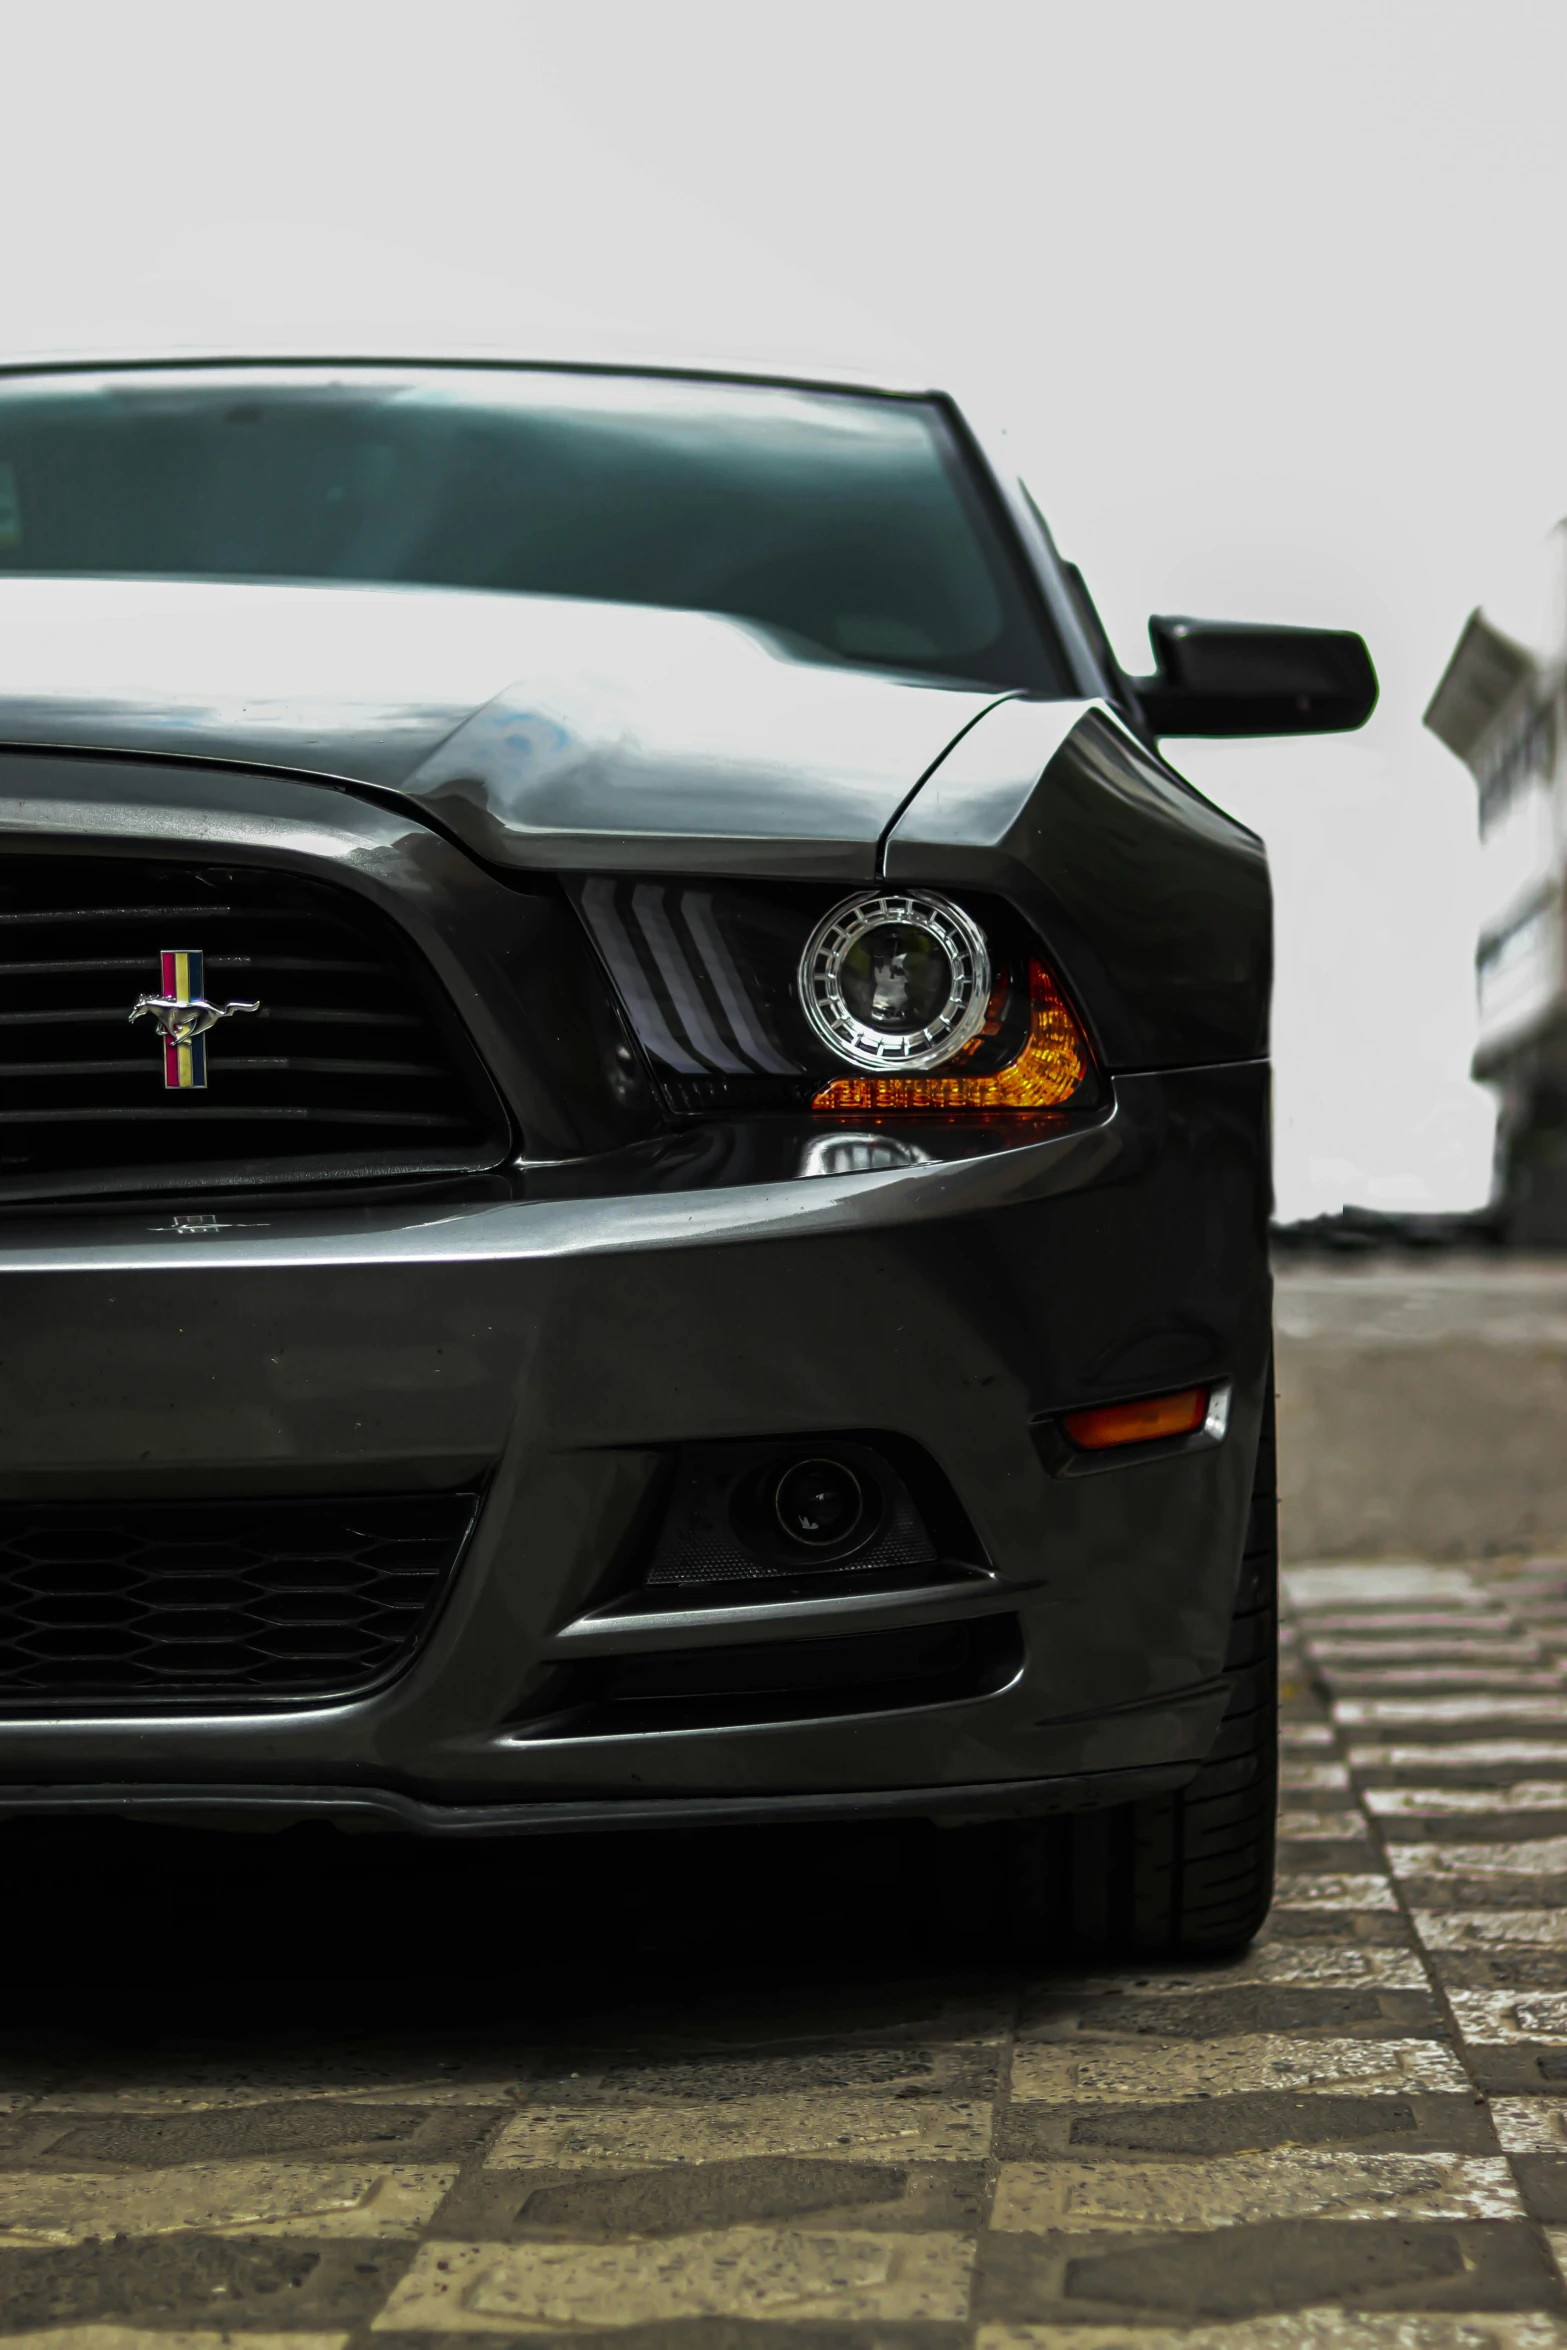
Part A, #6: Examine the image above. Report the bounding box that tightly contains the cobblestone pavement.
[8,1558,1567,2347]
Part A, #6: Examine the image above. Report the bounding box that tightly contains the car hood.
[0,578,1008,876]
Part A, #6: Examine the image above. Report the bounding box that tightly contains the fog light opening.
[1063,1384,1213,1452]
[772,1456,867,1550]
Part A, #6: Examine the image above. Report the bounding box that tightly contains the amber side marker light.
[812,960,1091,1113]
[1064,1386,1211,1452]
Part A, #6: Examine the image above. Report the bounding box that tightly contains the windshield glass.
[0,366,1063,691]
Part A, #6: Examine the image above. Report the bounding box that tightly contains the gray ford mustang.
[0,360,1374,1951]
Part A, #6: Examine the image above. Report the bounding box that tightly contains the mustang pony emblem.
[130,949,260,1090]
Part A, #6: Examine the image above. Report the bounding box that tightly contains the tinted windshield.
[0,367,1063,691]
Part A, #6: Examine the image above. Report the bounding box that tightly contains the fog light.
[773,1457,866,1548]
[1064,1385,1211,1451]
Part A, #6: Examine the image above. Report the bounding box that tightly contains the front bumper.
[0,1062,1271,1821]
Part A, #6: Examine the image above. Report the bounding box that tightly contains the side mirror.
[1134,616,1378,738]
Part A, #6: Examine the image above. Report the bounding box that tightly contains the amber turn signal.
[811,959,1091,1114]
[1064,1385,1210,1451]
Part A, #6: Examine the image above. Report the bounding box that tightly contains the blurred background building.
[1427,526,1567,1240]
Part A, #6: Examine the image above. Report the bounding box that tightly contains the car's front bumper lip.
[0,1756,1205,1837]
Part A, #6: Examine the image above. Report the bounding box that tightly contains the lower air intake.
[530,1616,1024,1737]
[0,1491,479,1708]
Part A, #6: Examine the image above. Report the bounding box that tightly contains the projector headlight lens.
[800,891,991,1073]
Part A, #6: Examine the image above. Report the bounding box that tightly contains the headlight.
[570,876,1098,1118]
[799,891,991,1074]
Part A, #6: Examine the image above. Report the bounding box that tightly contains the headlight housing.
[571,876,1098,1118]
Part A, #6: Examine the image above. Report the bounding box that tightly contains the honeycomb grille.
[0,1490,479,1708]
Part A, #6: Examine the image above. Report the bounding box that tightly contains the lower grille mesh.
[0,1491,479,1707]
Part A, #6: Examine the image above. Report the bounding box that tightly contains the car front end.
[0,358,1372,1943]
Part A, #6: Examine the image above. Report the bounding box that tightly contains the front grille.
[0,856,509,1201]
[0,1490,479,1707]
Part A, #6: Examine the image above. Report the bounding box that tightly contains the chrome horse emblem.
[130,949,260,1090]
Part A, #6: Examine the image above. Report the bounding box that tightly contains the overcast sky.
[6,0,1564,1216]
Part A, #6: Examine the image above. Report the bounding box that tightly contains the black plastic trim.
[0,1763,1201,1835]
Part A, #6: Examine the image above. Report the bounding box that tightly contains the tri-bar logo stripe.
[161,948,206,1090]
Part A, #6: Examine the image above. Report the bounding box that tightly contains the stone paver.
[9,1553,1567,2344]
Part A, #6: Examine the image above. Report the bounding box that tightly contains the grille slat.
[225,957,389,975]
[0,857,509,1200]
[4,958,196,977]
[0,956,385,979]
[0,1010,149,1026]
[0,1007,424,1029]
[0,1057,447,1080]
[263,1007,423,1027]
[0,1491,479,1706]
[0,1104,471,1127]
[0,905,237,927]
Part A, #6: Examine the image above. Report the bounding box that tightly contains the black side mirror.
[1134,616,1378,738]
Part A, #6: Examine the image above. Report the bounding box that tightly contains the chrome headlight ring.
[799,890,992,1074]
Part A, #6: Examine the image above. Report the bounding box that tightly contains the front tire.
[1014,1377,1278,1957]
